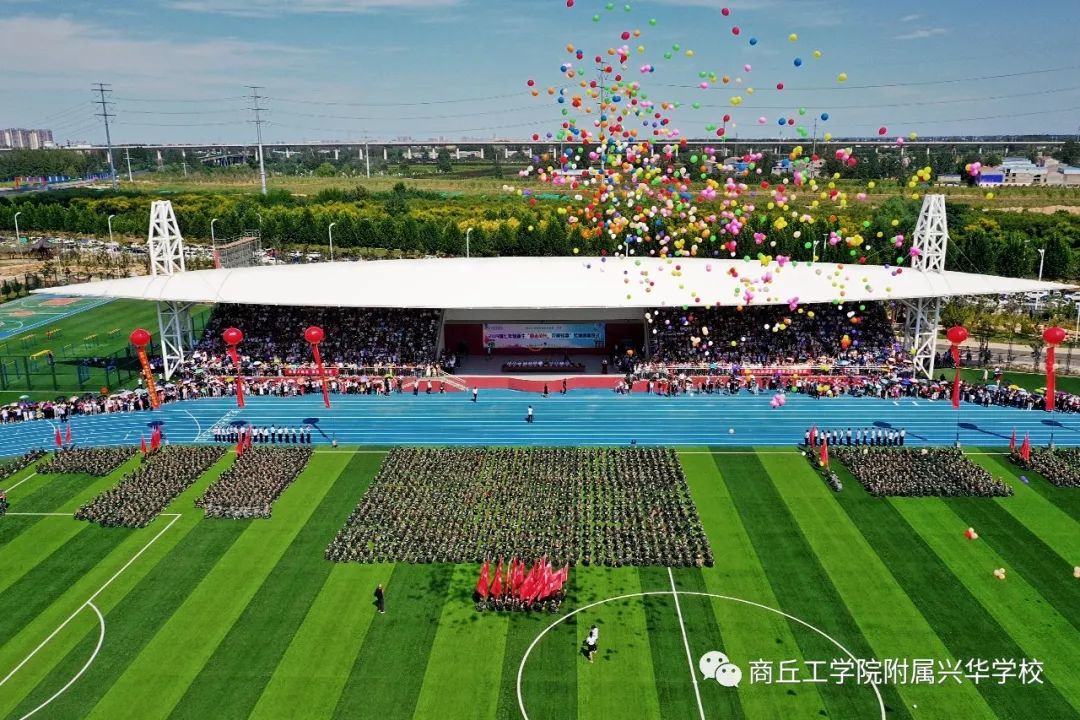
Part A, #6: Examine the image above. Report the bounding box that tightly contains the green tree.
[1059,140,1080,166]
[315,162,336,177]
[384,183,409,217]
[436,149,453,174]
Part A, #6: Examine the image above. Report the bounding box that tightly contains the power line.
[267,91,522,108]
[113,95,248,103]
[272,105,536,122]
[92,83,118,190]
[248,86,268,196]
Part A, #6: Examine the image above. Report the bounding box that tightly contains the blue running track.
[0,390,1076,454]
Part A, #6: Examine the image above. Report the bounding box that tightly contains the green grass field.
[1,447,1076,720]
[0,299,210,402]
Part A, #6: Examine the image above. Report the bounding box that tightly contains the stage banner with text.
[482,323,606,350]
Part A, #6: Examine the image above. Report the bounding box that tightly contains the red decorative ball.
[222,327,244,346]
[946,326,969,345]
[129,328,151,348]
[1043,326,1067,346]
[304,326,325,345]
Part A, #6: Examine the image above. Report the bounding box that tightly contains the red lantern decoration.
[946,326,969,346]
[222,327,245,409]
[1043,326,1067,412]
[129,328,160,409]
[305,325,331,409]
[947,325,968,410]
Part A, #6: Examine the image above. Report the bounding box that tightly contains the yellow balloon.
[837,72,848,82]
[789,33,798,42]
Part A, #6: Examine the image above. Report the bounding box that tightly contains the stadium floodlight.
[328,222,336,262]
[466,227,473,259]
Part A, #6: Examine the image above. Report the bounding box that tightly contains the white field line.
[4,472,38,494]
[15,602,105,720]
[668,568,706,720]
[0,513,181,689]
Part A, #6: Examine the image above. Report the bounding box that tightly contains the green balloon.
[804,241,812,249]
[593,13,600,21]
[649,18,657,25]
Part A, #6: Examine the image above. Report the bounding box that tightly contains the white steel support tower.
[901,194,949,379]
[147,200,194,380]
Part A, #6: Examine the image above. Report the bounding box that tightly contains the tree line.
[0,186,1076,279]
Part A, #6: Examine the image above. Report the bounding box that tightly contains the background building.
[0,128,54,149]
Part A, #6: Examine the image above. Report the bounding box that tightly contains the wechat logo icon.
[699,651,742,688]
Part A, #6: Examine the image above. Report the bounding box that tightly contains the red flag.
[140,435,148,455]
[1020,434,1031,463]
[1046,345,1057,412]
[151,426,161,451]
[65,423,72,446]
[1009,428,1017,452]
[246,426,253,450]
[809,425,817,447]
[511,558,525,595]
[819,434,829,468]
[476,561,490,600]
[226,345,245,409]
[950,345,962,410]
[491,559,504,598]
[236,427,245,457]
[54,427,62,448]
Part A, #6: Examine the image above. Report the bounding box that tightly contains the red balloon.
[1043,326,1067,346]
[305,326,325,345]
[946,326,969,345]
[878,126,888,135]
[129,328,151,348]
[223,327,244,346]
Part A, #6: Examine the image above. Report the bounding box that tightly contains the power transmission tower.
[92,83,118,189]
[247,86,268,195]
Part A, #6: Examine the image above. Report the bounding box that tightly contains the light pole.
[13,211,21,244]
[328,222,336,262]
[210,218,218,249]
[466,227,473,259]
[1035,248,1046,312]
[107,214,116,245]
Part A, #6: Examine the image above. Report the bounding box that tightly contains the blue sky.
[1,0,1079,144]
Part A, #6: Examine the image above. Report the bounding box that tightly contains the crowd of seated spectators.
[74,446,224,528]
[39,448,135,476]
[648,302,903,368]
[196,447,312,519]
[197,304,443,367]
[834,447,1013,497]
[326,447,712,568]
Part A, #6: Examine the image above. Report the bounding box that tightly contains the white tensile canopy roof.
[35,257,1072,309]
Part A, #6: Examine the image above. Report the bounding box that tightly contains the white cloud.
[0,14,314,91]
[900,13,921,22]
[167,0,460,16]
[895,27,947,40]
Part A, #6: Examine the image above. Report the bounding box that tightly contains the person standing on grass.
[374,584,385,614]
[585,624,599,663]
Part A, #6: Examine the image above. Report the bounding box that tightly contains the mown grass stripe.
[0,525,129,634]
[945,496,1079,632]
[1021,467,1080,523]
[494,568,578,720]
[714,451,910,720]
[679,450,828,719]
[888,496,1080,717]
[641,566,744,720]
[0,454,234,719]
[85,452,343,720]
[167,451,373,720]
[829,458,1079,719]
[967,453,1080,565]
[250,563,394,720]
[6,520,250,720]
[0,471,126,564]
[331,563,454,720]
[412,563,510,720]
[575,567,662,720]
[762,453,996,719]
